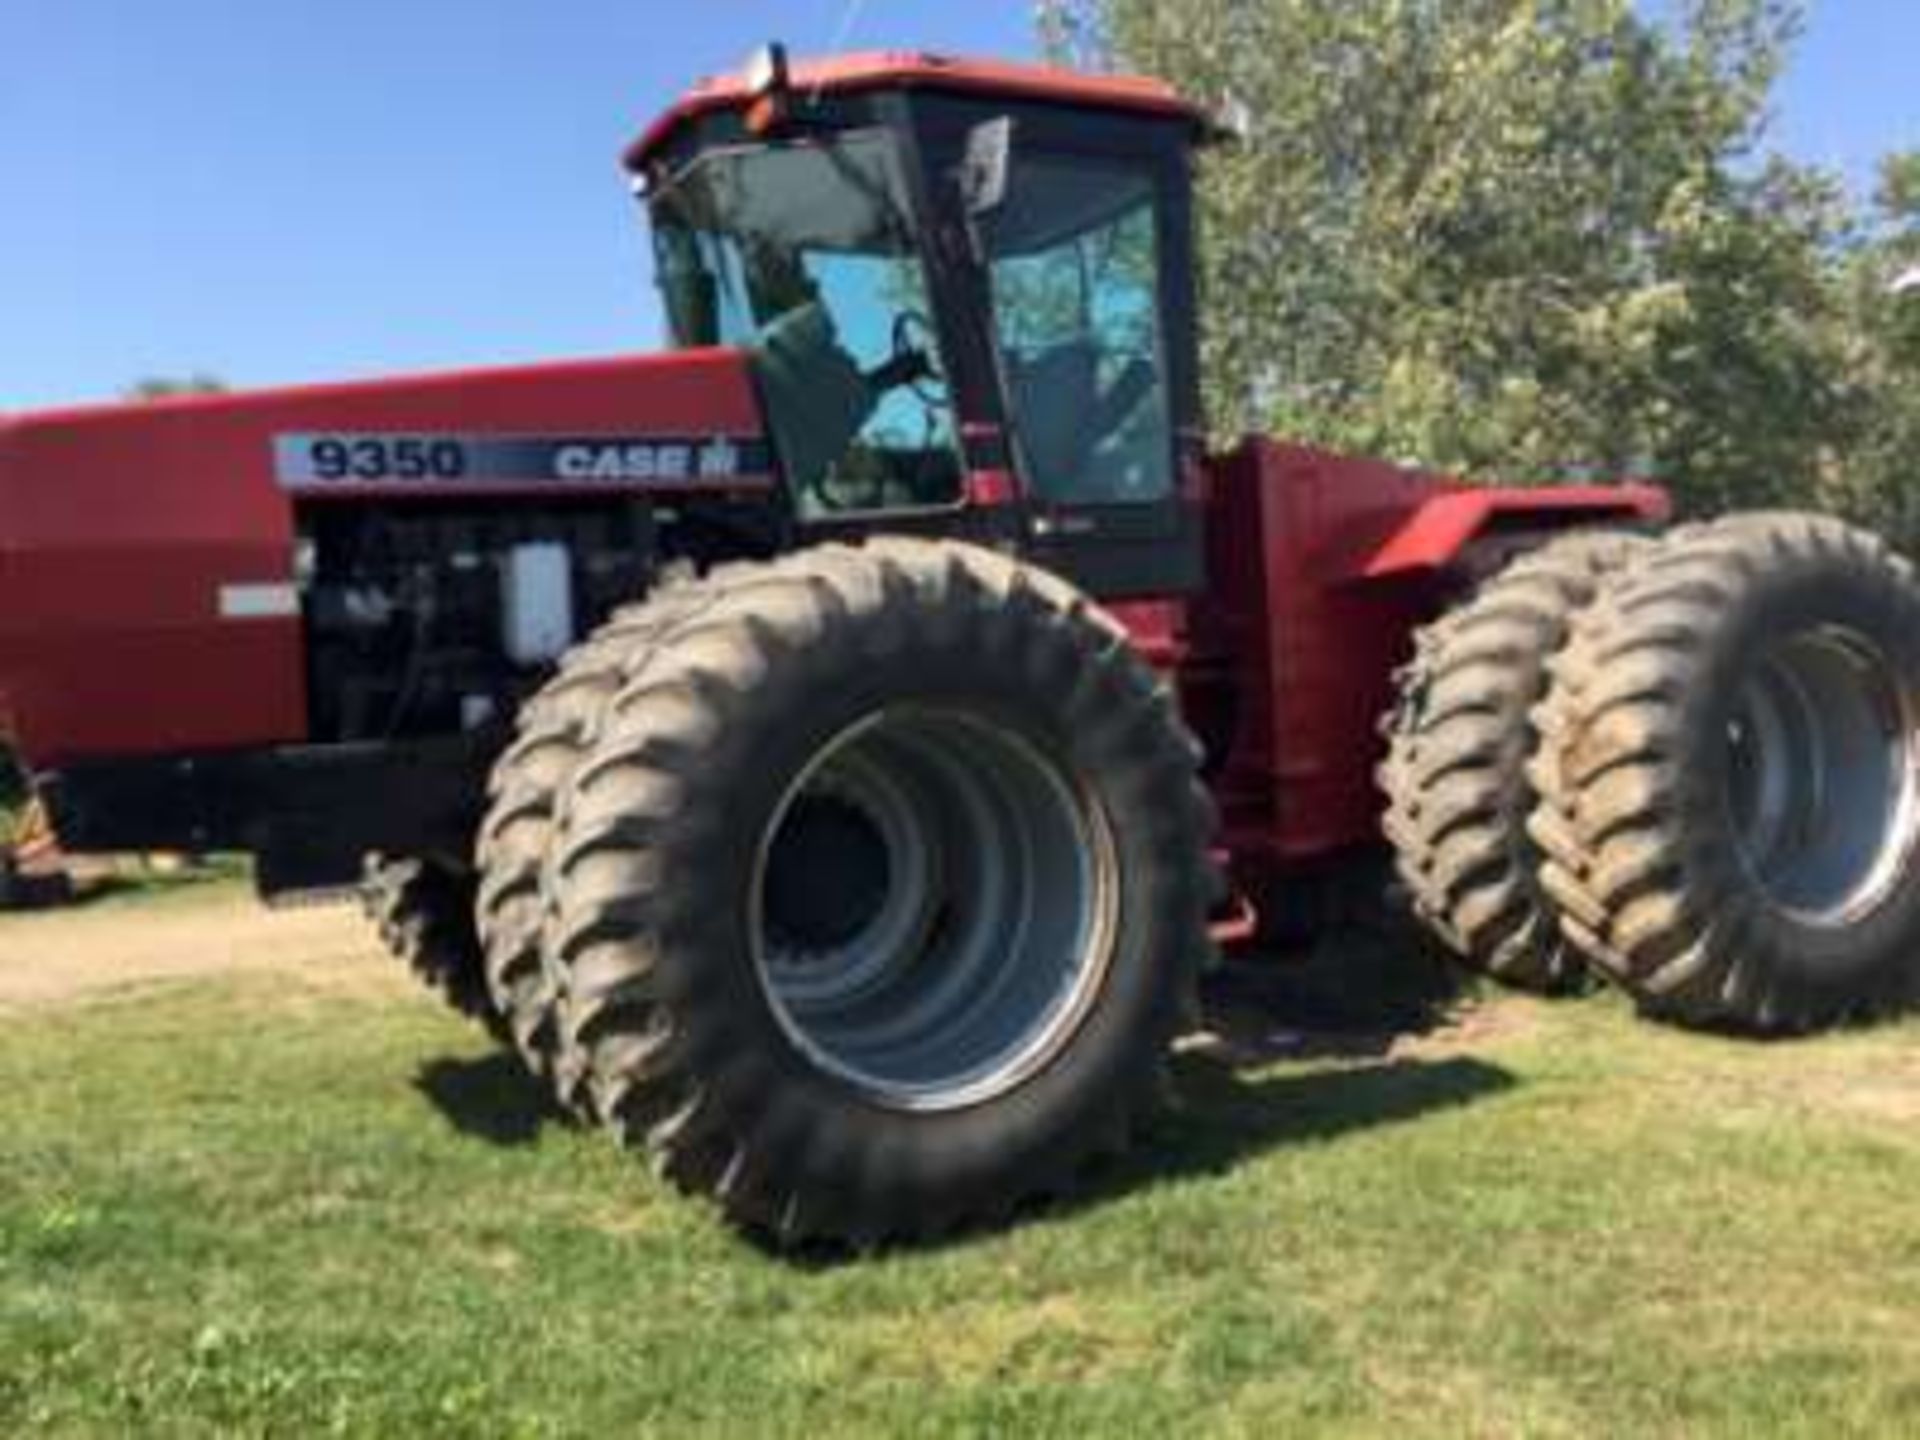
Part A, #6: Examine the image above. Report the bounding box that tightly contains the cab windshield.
[650,132,962,516]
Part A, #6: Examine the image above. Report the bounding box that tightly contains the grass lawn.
[48,856,255,910]
[2,905,1919,1437]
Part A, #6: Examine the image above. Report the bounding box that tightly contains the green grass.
[62,855,254,911]
[4,961,1920,1436]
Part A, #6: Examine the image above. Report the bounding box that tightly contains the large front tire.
[476,566,801,1108]
[1531,514,1920,1031]
[475,625,641,1103]
[550,540,1214,1245]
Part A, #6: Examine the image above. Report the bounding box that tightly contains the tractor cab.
[627,48,1214,596]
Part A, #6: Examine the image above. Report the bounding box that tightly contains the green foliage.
[122,375,226,401]
[1820,151,1920,548]
[1038,0,1914,537]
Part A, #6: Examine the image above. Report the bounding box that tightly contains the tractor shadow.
[407,922,1513,1260]
[762,1047,1517,1268]
[1041,937,1505,1235]
[1128,1045,1513,1184]
[404,1024,1512,1161]
[413,1050,570,1147]
[1038,979,1514,1233]
[762,947,1509,1265]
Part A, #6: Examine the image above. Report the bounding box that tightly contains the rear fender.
[1191,438,1672,877]
[1351,484,1671,583]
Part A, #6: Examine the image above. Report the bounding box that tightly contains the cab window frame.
[899,95,1204,522]
[645,123,973,521]
[982,152,1177,508]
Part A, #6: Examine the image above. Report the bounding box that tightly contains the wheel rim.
[1723,625,1920,925]
[751,706,1119,1112]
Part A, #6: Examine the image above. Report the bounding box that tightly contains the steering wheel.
[890,310,949,407]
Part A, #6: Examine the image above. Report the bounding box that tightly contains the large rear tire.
[549,539,1214,1245]
[1379,530,1650,991]
[361,855,506,1042]
[1530,513,1920,1031]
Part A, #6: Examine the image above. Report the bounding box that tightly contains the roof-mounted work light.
[744,42,792,135]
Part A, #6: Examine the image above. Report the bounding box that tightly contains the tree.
[1819,151,1920,549]
[122,374,226,401]
[1036,0,1858,517]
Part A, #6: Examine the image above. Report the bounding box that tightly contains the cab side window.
[987,158,1172,505]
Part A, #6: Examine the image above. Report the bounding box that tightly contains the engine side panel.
[0,350,762,768]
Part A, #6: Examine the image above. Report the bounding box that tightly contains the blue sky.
[2,1,1913,411]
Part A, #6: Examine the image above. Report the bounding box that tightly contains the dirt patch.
[1177,997,1541,1070]
[1392,997,1544,1057]
[1732,1050,1920,1126]
[1805,1075,1920,1123]
[0,890,401,1014]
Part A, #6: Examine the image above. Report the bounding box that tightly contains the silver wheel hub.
[752,707,1118,1112]
[1724,625,1920,925]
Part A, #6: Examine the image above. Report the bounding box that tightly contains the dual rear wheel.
[1383,513,1920,1032]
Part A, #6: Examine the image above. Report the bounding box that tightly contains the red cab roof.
[623,51,1208,172]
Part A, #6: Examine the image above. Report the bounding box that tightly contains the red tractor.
[4,50,1918,1244]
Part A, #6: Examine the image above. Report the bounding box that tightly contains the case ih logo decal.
[273,433,774,490]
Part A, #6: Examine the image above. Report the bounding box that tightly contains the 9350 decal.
[308,437,470,481]
[273,432,773,491]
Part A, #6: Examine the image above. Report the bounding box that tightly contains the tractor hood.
[0,349,767,768]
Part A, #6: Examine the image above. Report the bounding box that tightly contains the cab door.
[979,145,1205,598]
